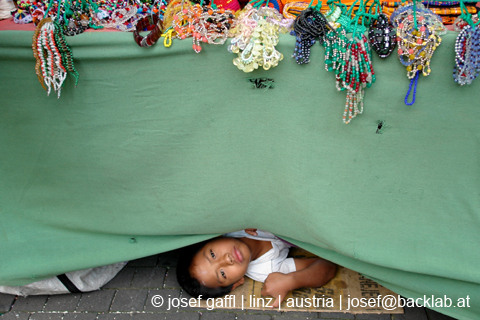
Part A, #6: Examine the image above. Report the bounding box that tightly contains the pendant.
[368,13,396,58]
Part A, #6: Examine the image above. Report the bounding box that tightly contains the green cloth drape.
[1,30,479,319]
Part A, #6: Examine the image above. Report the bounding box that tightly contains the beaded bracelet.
[133,15,163,47]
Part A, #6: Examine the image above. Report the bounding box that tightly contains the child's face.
[190,237,251,289]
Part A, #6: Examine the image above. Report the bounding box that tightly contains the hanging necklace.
[323,27,376,124]
[452,8,480,86]
[228,4,289,72]
[368,13,396,58]
[391,2,443,105]
[33,18,68,98]
[32,0,79,98]
[322,0,376,124]
[292,6,333,65]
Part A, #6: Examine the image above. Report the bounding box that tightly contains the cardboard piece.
[195,248,404,314]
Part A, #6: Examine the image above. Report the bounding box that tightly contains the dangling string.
[363,0,380,26]
[347,0,361,35]
[459,0,475,28]
[332,0,347,14]
[404,72,419,106]
[351,0,376,38]
[412,0,417,30]
[43,0,54,18]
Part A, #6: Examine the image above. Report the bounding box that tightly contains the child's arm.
[261,258,337,308]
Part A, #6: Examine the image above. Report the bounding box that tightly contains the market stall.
[1,1,480,318]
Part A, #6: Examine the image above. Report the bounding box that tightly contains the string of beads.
[292,7,333,64]
[453,23,480,85]
[228,4,289,72]
[323,27,375,124]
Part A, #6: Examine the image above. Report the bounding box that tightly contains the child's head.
[177,237,251,298]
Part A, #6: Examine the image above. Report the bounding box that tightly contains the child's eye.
[220,270,226,278]
[210,250,216,259]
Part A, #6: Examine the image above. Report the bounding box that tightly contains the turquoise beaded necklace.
[322,0,376,124]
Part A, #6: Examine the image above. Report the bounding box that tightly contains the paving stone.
[102,268,136,289]
[29,313,65,320]
[0,294,16,313]
[165,312,200,320]
[132,314,166,320]
[157,251,181,268]
[425,309,456,320]
[272,314,314,320]
[163,269,179,289]
[110,289,148,312]
[44,294,81,311]
[11,295,48,312]
[391,306,427,320]
[272,311,319,319]
[128,255,160,268]
[131,268,166,289]
[244,308,280,316]
[76,290,116,312]
[144,289,181,313]
[236,314,273,320]
[0,312,30,320]
[319,312,355,319]
[97,314,132,320]
[355,314,391,320]
[199,311,237,320]
[62,313,98,320]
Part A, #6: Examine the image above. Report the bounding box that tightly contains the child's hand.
[244,228,258,236]
[261,272,295,308]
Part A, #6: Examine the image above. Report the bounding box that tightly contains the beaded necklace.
[171,4,235,52]
[322,0,376,124]
[452,10,480,86]
[33,18,68,97]
[32,0,79,97]
[99,5,138,31]
[196,7,236,49]
[391,2,443,105]
[323,27,376,123]
[228,4,289,72]
[292,6,333,65]
[368,12,396,58]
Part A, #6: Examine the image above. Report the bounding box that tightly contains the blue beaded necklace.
[292,5,334,65]
[453,6,480,86]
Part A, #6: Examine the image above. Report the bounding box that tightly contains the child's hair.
[176,239,234,299]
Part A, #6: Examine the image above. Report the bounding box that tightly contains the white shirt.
[224,230,296,282]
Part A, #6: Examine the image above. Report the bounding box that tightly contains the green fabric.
[1,30,479,319]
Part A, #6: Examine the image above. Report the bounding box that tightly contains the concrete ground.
[0,249,458,320]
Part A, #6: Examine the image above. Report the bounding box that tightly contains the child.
[176,229,337,308]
